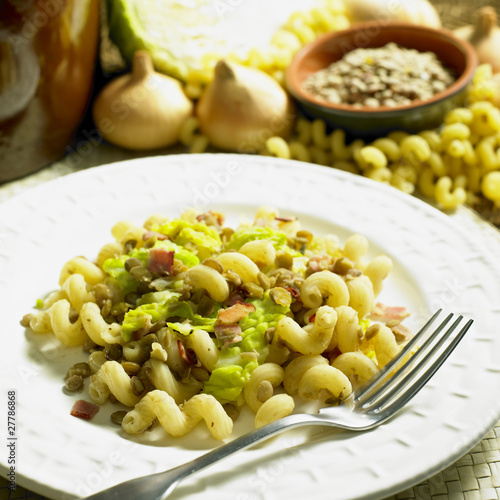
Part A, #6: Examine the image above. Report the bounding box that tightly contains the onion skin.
[344,0,441,28]
[196,60,296,153]
[454,7,500,74]
[92,50,193,150]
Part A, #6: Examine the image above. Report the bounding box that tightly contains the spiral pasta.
[88,361,142,407]
[122,390,233,439]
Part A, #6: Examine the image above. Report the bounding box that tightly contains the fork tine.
[356,312,460,407]
[354,309,445,403]
[377,317,473,414]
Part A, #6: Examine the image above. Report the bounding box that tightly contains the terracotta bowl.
[285,22,478,139]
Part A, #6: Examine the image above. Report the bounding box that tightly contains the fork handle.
[86,413,320,500]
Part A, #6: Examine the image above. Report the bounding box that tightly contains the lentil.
[65,374,84,392]
[242,282,264,299]
[202,258,224,274]
[65,362,92,379]
[269,287,292,307]
[93,283,113,306]
[124,257,142,272]
[121,361,141,375]
[130,376,145,396]
[302,43,455,108]
[197,295,215,317]
[257,380,274,403]
[275,251,293,270]
[104,343,123,361]
[223,269,242,288]
[124,240,137,253]
[257,271,271,290]
[110,410,128,425]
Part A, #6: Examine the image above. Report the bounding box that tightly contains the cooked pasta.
[122,390,233,439]
[22,206,413,441]
[254,394,295,428]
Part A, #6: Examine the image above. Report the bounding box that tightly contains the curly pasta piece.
[185,329,219,372]
[298,365,352,402]
[346,275,374,318]
[331,352,378,385]
[372,325,400,368]
[58,257,105,287]
[95,241,123,268]
[239,239,276,269]
[111,220,146,245]
[266,136,291,159]
[88,360,141,407]
[61,273,95,312]
[255,394,295,428]
[41,289,66,309]
[49,299,89,346]
[80,302,123,346]
[143,358,202,404]
[122,390,233,440]
[335,305,360,353]
[300,270,349,309]
[244,363,285,412]
[365,256,393,297]
[275,305,337,355]
[185,265,229,303]
[25,310,52,334]
[330,128,352,160]
[435,176,467,209]
[371,137,400,162]
[343,234,369,265]
[216,252,260,284]
[283,355,328,395]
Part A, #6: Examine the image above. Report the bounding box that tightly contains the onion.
[92,50,193,150]
[196,60,296,153]
[344,0,441,28]
[454,7,500,74]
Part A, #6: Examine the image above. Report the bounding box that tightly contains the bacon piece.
[274,216,296,222]
[225,292,247,307]
[146,248,174,275]
[214,323,243,348]
[284,286,300,300]
[70,400,100,420]
[306,255,333,275]
[391,323,413,343]
[217,302,256,325]
[177,340,198,365]
[368,303,410,323]
[142,230,169,241]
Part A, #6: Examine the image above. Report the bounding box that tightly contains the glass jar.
[0,0,99,183]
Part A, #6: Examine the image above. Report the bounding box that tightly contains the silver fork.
[85,310,472,500]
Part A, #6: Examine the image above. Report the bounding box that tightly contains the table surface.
[2,141,500,500]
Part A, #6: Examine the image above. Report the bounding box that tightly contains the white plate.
[1,154,500,500]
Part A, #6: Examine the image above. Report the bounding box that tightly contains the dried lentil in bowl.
[301,42,455,108]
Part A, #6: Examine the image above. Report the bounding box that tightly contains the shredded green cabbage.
[121,291,180,342]
[203,291,289,403]
[226,225,288,251]
[157,220,221,259]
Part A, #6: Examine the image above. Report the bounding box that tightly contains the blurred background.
[2,0,500,226]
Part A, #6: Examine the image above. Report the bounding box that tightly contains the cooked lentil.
[257,380,274,403]
[302,43,455,108]
[104,343,123,361]
[110,410,128,425]
[65,374,84,392]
